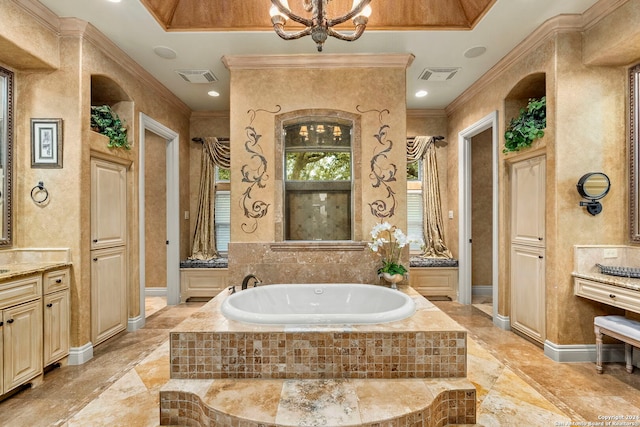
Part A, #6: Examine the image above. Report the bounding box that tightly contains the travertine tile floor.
[0,298,638,427]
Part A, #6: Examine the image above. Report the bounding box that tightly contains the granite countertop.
[410,256,458,267]
[0,262,71,281]
[180,258,228,268]
[572,271,640,292]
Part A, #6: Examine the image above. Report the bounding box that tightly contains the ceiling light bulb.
[208,90,220,97]
[107,0,122,3]
[352,0,372,17]
[415,90,428,98]
[270,0,290,18]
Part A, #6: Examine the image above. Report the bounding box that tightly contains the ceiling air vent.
[419,67,461,81]
[175,69,218,83]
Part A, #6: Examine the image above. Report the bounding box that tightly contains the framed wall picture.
[31,118,62,168]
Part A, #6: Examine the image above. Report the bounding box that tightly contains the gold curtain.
[189,137,230,260]
[407,136,453,258]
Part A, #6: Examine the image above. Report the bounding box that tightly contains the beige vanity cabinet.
[0,273,44,395]
[43,268,70,366]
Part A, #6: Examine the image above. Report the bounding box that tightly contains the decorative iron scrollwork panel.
[240,106,281,233]
[357,105,397,219]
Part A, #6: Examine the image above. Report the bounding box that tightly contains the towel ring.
[30,181,49,204]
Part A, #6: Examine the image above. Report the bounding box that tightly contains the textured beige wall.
[2,7,191,349]
[471,128,492,287]
[446,7,634,345]
[224,57,409,285]
[144,130,167,288]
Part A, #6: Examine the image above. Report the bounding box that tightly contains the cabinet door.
[91,246,127,345]
[510,245,545,344]
[91,158,127,250]
[510,157,545,247]
[3,300,43,393]
[44,290,70,366]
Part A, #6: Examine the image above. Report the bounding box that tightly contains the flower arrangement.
[368,222,423,276]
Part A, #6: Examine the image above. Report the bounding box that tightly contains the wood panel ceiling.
[140,0,497,32]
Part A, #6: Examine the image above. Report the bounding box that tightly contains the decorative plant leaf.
[90,105,130,150]
[503,96,546,153]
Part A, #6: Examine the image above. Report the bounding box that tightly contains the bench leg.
[625,343,634,374]
[595,326,604,374]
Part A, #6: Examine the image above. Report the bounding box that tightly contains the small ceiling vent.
[419,67,461,81]
[175,69,218,83]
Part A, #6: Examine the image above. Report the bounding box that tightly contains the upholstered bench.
[594,315,640,374]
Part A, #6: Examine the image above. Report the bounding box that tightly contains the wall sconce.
[577,172,610,215]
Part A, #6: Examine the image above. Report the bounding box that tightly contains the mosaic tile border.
[159,387,476,427]
[170,330,466,380]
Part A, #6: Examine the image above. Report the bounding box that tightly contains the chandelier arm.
[270,0,313,27]
[326,22,366,42]
[273,24,314,40]
[326,0,372,26]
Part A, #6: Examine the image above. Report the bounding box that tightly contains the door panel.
[91,159,127,250]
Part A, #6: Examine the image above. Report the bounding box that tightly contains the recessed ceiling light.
[107,0,122,3]
[464,46,487,59]
[153,46,177,60]
[208,90,220,97]
[415,90,428,98]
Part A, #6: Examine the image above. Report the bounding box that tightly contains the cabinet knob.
[538,237,543,241]
[93,257,98,262]
[93,239,98,243]
[6,319,14,324]
[0,321,3,327]
[46,303,53,308]
[609,294,616,299]
[55,279,62,283]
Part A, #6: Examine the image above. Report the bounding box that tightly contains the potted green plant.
[503,96,546,153]
[90,105,130,150]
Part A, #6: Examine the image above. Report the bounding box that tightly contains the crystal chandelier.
[269,0,373,52]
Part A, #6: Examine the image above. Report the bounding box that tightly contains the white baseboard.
[472,285,493,296]
[544,340,625,363]
[145,287,167,297]
[494,314,511,330]
[128,315,145,332]
[68,342,93,365]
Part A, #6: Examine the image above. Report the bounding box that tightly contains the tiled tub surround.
[161,285,476,426]
[169,286,467,380]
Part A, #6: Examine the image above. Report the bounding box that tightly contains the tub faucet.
[241,274,261,290]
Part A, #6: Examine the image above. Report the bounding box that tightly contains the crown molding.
[407,109,447,118]
[222,53,416,70]
[445,13,583,115]
[59,18,191,116]
[581,0,630,31]
[14,0,60,34]
[191,111,231,119]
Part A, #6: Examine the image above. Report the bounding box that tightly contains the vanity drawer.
[43,268,70,294]
[574,278,640,313]
[0,275,42,310]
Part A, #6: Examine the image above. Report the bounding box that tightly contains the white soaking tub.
[221,283,415,325]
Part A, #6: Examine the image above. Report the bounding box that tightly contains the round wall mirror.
[577,172,610,200]
[577,172,610,215]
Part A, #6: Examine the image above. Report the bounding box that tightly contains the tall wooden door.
[510,156,546,344]
[90,158,128,345]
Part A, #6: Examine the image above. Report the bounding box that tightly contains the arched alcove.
[504,72,546,124]
[91,75,131,106]
[90,74,134,148]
